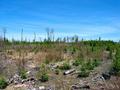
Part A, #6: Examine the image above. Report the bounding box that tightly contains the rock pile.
[8,74,22,84]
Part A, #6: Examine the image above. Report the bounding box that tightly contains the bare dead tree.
[39,37,42,42]
[33,32,36,42]
[46,27,55,42]
[0,29,4,51]
[75,35,79,43]
[25,37,27,42]
[51,28,54,42]
[67,36,69,43]
[1,27,7,51]
[63,37,66,43]
[99,37,101,41]
[21,28,23,42]
[46,27,50,41]
[3,27,7,42]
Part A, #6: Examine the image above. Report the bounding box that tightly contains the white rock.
[39,86,45,90]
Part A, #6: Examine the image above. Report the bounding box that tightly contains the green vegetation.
[59,62,71,70]
[19,68,27,79]
[83,59,100,71]
[78,59,101,77]
[85,60,94,70]
[92,59,100,67]
[0,77,8,89]
[1,28,120,90]
[45,59,50,64]
[36,64,49,82]
[40,73,49,82]
[73,58,82,66]
[0,33,119,89]
[112,48,120,75]
[78,66,90,77]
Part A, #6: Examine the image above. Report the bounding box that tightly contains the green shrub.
[0,77,8,89]
[40,73,49,82]
[113,58,120,75]
[59,63,71,70]
[78,67,90,77]
[92,59,100,67]
[73,59,82,66]
[19,69,27,79]
[85,60,94,70]
[78,70,90,77]
[45,59,50,64]
[83,59,100,71]
[106,46,110,51]
[36,64,49,82]
[112,49,120,75]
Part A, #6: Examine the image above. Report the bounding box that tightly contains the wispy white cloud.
[0,16,120,41]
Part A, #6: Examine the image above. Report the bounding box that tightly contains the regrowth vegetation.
[0,30,119,89]
[112,48,120,75]
[0,77,8,89]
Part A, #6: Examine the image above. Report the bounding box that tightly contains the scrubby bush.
[37,64,49,82]
[19,68,27,79]
[78,66,90,77]
[0,77,8,89]
[78,59,100,78]
[85,60,94,70]
[112,49,120,75]
[78,70,90,77]
[59,63,71,70]
[45,59,50,64]
[106,46,110,51]
[40,73,49,82]
[73,58,82,66]
[113,59,120,72]
[83,59,100,71]
[92,59,100,67]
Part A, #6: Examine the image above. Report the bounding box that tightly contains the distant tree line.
[0,27,119,46]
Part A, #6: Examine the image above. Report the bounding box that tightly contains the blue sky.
[0,0,120,41]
